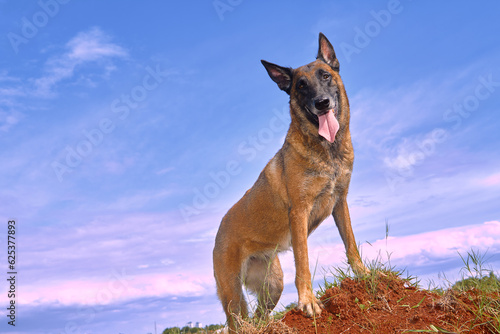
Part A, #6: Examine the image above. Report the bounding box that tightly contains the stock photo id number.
[6,220,17,327]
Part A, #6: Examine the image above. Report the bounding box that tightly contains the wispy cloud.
[32,27,128,98]
[381,128,448,177]
[0,87,25,97]
[0,71,25,133]
[0,109,22,132]
[103,190,173,211]
[65,28,127,62]
[350,58,498,156]
[0,70,20,83]
[0,28,128,134]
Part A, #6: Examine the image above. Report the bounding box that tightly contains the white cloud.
[382,128,449,177]
[66,27,127,62]
[33,27,128,97]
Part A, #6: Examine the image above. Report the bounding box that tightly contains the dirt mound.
[279,274,499,333]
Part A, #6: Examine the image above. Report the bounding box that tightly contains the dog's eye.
[323,73,330,80]
[298,80,307,90]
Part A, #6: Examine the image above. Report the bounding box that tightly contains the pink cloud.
[3,270,212,307]
[479,172,500,186]
[365,221,499,263]
[0,211,218,308]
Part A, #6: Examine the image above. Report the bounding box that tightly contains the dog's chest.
[308,179,336,231]
[304,163,347,233]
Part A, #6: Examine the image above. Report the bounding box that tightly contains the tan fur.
[213,34,368,332]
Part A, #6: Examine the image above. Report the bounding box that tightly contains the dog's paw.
[297,297,324,317]
[352,263,371,277]
[354,265,388,278]
[375,270,388,277]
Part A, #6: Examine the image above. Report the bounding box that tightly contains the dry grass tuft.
[232,314,298,334]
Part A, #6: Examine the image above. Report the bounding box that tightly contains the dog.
[213,33,368,332]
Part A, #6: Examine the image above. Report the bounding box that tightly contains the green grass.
[452,250,500,333]
[315,254,419,301]
[454,249,500,293]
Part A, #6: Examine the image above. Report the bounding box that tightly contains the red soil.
[277,274,499,334]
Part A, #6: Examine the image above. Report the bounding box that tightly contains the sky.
[0,1,499,333]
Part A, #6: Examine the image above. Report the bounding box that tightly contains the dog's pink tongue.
[318,110,339,143]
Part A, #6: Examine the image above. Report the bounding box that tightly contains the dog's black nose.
[315,98,330,111]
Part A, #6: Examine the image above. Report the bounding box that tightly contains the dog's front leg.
[289,209,323,317]
[333,196,369,276]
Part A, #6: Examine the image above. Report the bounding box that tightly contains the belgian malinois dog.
[213,33,368,331]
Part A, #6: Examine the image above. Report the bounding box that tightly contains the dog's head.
[262,33,348,143]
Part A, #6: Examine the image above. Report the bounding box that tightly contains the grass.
[413,249,500,334]
[229,314,299,334]
[223,249,499,334]
[451,250,500,333]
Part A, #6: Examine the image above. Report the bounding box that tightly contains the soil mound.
[278,274,499,333]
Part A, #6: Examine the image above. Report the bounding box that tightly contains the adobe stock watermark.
[385,73,499,191]
[213,0,243,21]
[7,0,72,54]
[51,64,169,182]
[179,105,289,222]
[339,0,409,63]
[45,268,133,334]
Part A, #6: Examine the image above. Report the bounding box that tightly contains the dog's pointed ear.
[317,32,340,72]
[261,60,292,95]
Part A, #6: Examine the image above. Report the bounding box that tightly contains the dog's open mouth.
[317,94,339,143]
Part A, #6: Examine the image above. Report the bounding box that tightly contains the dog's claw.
[297,298,323,317]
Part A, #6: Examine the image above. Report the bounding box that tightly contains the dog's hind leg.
[244,254,284,319]
[213,245,248,332]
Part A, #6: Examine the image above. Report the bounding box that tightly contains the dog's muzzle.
[314,92,339,118]
[316,93,339,143]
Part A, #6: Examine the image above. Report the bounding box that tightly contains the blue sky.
[0,1,499,333]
